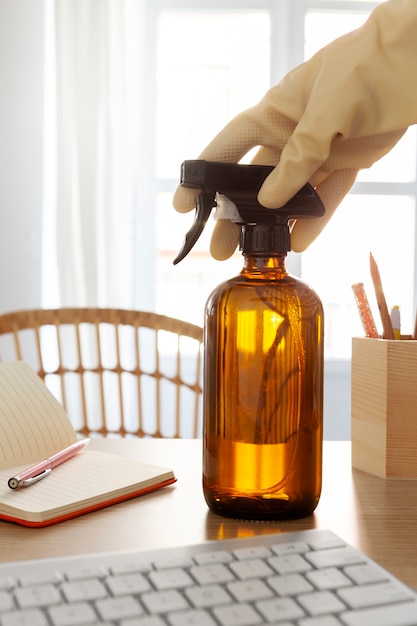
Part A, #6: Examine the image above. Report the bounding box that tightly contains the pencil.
[369,252,394,340]
[351,283,379,338]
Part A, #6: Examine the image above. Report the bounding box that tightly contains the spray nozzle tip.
[173,191,215,264]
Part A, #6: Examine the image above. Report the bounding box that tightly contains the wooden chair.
[0,308,203,438]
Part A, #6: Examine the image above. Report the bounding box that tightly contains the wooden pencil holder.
[351,336,417,479]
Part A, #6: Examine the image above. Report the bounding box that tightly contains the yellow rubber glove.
[173,0,416,257]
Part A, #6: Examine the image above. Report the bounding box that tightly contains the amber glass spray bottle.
[174,160,325,520]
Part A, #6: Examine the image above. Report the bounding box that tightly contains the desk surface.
[1,439,417,591]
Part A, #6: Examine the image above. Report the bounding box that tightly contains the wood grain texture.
[1,438,417,592]
[352,337,417,478]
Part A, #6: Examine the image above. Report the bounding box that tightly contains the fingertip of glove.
[290,237,309,254]
[290,218,324,252]
[173,186,199,213]
[257,170,298,210]
[210,249,236,261]
[210,221,240,260]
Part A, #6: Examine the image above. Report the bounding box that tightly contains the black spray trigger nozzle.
[173,160,326,263]
[173,191,215,265]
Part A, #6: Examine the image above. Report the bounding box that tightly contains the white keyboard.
[1,528,416,626]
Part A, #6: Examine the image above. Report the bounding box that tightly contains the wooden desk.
[1,439,417,592]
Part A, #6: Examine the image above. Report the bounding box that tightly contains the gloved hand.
[173,0,416,257]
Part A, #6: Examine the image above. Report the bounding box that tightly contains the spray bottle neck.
[240,223,288,277]
[242,252,288,278]
[240,223,291,256]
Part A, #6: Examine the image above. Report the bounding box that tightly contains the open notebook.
[0,362,176,527]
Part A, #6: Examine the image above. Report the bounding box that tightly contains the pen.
[8,439,90,490]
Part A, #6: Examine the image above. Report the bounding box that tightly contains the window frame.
[138,0,417,439]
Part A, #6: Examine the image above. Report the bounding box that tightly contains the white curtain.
[44,0,148,308]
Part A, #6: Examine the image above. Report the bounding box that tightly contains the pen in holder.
[351,336,417,479]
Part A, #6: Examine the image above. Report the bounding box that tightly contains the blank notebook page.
[0,361,78,469]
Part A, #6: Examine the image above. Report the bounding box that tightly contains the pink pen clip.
[7,439,90,490]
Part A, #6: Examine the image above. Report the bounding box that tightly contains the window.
[142,0,416,439]
[155,8,271,327]
[153,0,417,360]
[301,7,417,357]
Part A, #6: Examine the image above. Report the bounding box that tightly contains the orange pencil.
[369,252,394,340]
[351,283,379,338]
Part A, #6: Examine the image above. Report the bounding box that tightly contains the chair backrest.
[0,308,203,438]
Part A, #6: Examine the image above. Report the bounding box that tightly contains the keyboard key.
[194,551,233,566]
[153,557,194,570]
[343,563,389,585]
[96,595,143,621]
[340,600,417,626]
[15,584,61,609]
[233,546,272,560]
[64,565,108,580]
[338,581,415,610]
[272,541,310,556]
[190,564,235,585]
[168,608,218,625]
[0,577,15,591]
[230,558,274,580]
[110,560,152,575]
[0,591,14,612]
[306,567,352,590]
[141,589,189,614]
[19,572,63,587]
[61,578,107,602]
[308,537,347,551]
[48,601,97,625]
[185,584,232,608]
[1,608,49,626]
[149,568,194,590]
[213,602,261,626]
[106,572,151,596]
[267,573,314,596]
[297,590,346,615]
[256,596,305,621]
[305,547,364,570]
[227,579,273,602]
[268,553,312,575]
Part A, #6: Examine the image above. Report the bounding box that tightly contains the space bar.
[341,600,417,626]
